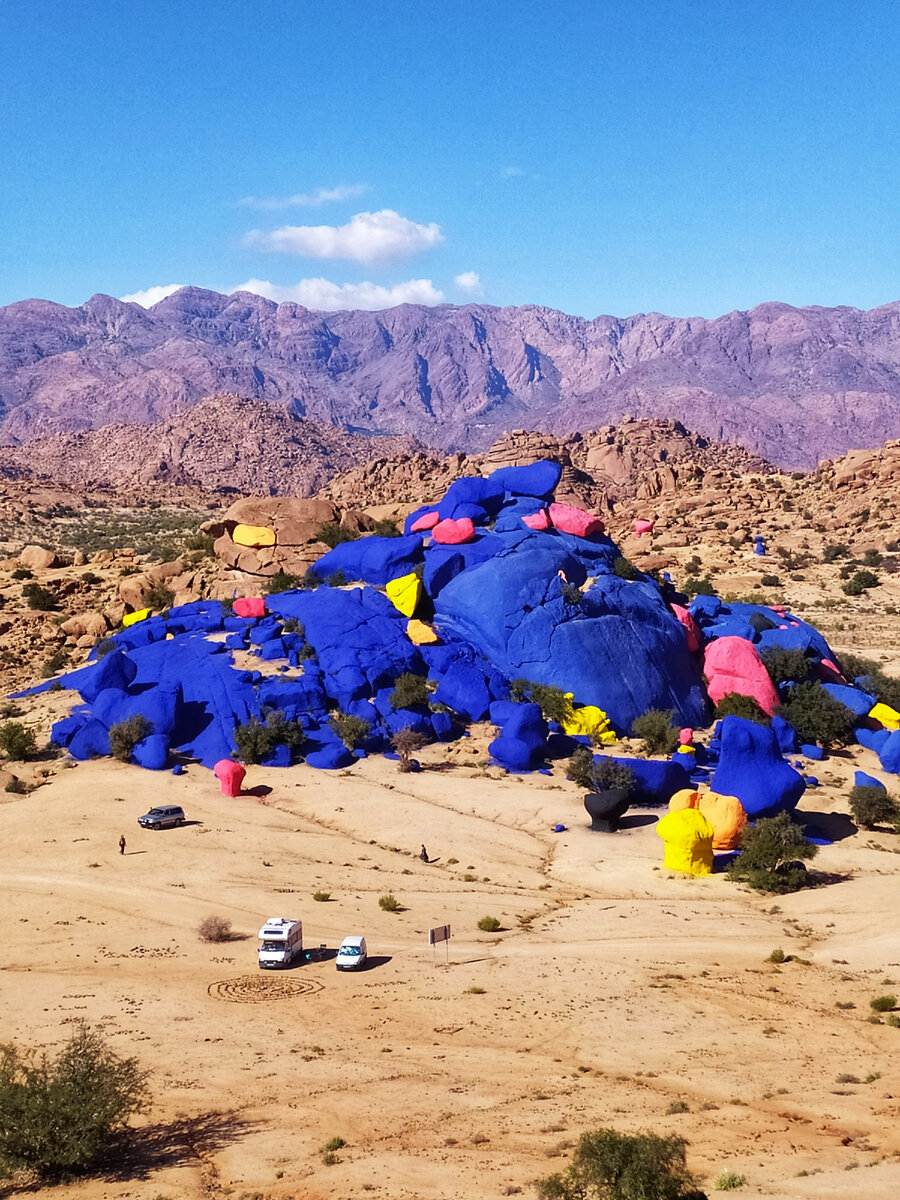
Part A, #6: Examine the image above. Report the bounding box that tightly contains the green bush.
[11,567,33,580]
[391,726,427,772]
[631,709,680,755]
[528,682,570,725]
[41,649,69,678]
[315,522,360,548]
[371,518,401,538]
[848,785,899,830]
[93,638,119,659]
[613,556,641,581]
[477,916,502,932]
[589,757,637,795]
[378,894,401,912]
[759,574,781,588]
[838,654,900,710]
[0,1024,149,1178]
[713,693,771,726]
[759,648,810,688]
[567,745,596,789]
[232,710,304,763]
[775,681,856,748]
[682,575,717,598]
[0,723,38,762]
[870,995,897,1012]
[22,582,59,611]
[537,1128,706,1200]
[390,672,430,710]
[842,570,879,595]
[823,542,849,562]
[108,714,153,762]
[328,711,370,751]
[861,548,882,567]
[264,570,307,594]
[143,583,174,611]
[726,812,819,893]
[80,572,103,586]
[182,531,215,555]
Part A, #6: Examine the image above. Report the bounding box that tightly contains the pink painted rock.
[671,604,702,653]
[410,510,440,532]
[214,759,246,797]
[432,517,476,544]
[632,518,655,537]
[548,501,604,538]
[703,636,780,716]
[818,657,845,683]
[233,597,266,618]
[522,509,551,531]
[679,727,694,746]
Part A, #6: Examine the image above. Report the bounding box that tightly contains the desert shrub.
[80,572,103,586]
[682,575,717,598]
[312,891,331,902]
[537,1127,706,1200]
[328,712,370,750]
[509,678,530,703]
[233,718,275,764]
[93,638,119,659]
[714,520,728,530]
[822,542,849,562]
[41,649,69,678]
[264,570,306,594]
[323,1135,346,1152]
[281,618,304,635]
[22,582,58,611]
[0,1024,149,1178]
[108,714,153,762]
[143,583,174,611]
[870,995,897,1012]
[477,916,502,932]
[263,710,306,753]
[759,574,781,588]
[528,682,570,725]
[842,570,879,596]
[5,778,28,794]
[567,745,596,789]
[684,556,702,575]
[0,723,38,762]
[590,757,636,794]
[326,570,348,587]
[726,812,819,893]
[315,522,360,548]
[861,548,882,567]
[775,681,855,747]
[378,893,401,912]
[391,726,427,771]
[848,785,899,830]
[613,556,641,581]
[390,672,430,710]
[371,518,401,538]
[836,654,900,711]
[713,693,771,726]
[182,531,215,555]
[197,914,233,943]
[714,1172,747,1190]
[562,581,583,604]
[759,647,810,688]
[631,709,679,755]
[11,567,33,580]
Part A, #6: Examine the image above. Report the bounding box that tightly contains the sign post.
[428,923,451,966]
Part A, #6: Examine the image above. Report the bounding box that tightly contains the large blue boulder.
[878,729,900,774]
[610,756,692,804]
[822,683,875,719]
[431,662,492,722]
[70,650,138,703]
[488,460,562,498]
[133,734,170,770]
[310,534,424,585]
[68,719,112,761]
[437,476,505,518]
[710,716,806,817]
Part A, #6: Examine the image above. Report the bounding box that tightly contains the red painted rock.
[671,603,702,653]
[548,501,604,538]
[703,636,780,716]
[522,509,551,531]
[233,597,266,618]
[632,518,654,536]
[432,517,476,544]
[214,759,246,797]
[410,510,440,532]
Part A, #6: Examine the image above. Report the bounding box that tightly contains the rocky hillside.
[4,288,900,467]
[0,393,424,495]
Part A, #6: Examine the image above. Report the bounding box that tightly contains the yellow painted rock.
[407,618,440,645]
[668,788,701,812]
[122,607,150,627]
[386,571,422,617]
[232,523,276,548]
[869,701,900,730]
[560,694,616,743]
[697,791,747,851]
[656,808,714,876]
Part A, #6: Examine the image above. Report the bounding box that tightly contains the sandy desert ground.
[2,683,900,1200]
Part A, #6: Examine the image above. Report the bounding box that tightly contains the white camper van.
[257,918,303,969]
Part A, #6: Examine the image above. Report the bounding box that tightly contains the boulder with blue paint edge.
[610,756,692,804]
[490,736,537,771]
[133,734,170,770]
[404,504,436,534]
[68,718,112,761]
[855,770,885,790]
[51,713,89,748]
[306,743,355,770]
[801,743,824,760]
[260,743,293,768]
[710,715,806,817]
[879,729,900,774]
[386,708,432,736]
[437,476,505,518]
[431,661,492,722]
[822,682,876,719]
[488,460,562,498]
[430,711,454,740]
[70,649,138,703]
[856,726,890,754]
[309,534,424,585]
[771,715,798,754]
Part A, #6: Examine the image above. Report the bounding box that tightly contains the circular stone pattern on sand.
[208,974,323,1003]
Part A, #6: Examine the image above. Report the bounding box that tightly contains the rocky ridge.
[5,288,900,467]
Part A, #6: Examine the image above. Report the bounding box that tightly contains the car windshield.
[261,941,284,952]
[340,945,361,956]
[147,809,165,817]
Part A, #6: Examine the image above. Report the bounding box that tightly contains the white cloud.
[243,209,444,265]
[233,277,445,312]
[502,166,523,177]
[119,283,184,307]
[238,184,368,210]
[454,271,483,295]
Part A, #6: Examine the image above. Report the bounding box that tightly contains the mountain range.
[3,287,900,468]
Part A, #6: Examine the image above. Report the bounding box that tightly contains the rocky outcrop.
[4,289,900,467]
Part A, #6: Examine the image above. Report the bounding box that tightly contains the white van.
[257,918,303,969]
[335,935,367,970]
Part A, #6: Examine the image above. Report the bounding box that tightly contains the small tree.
[713,693,771,726]
[759,647,810,688]
[631,709,680,755]
[528,682,570,725]
[848,785,899,830]
[22,582,59,612]
[264,570,306,594]
[389,672,430,710]
[775,681,855,748]
[0,722,37,762]
[197,915,233,943]
[613,556,641,581]
[567,745,596,789]
[0,1024,149,1178]
[329,712,371,750]
[371,518,401,538]
[590,757,636,795]
[391,726,427,772]
[537,1127,706,1200]
[315,522,360,548]
[726,812,819,893]
[233,717,275,764]
[108,715,153,763]
[143,583,174,612]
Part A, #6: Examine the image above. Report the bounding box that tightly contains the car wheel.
[177,818,184,827]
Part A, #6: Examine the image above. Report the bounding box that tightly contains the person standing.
[119,834,126,856]
[420,844,429,863]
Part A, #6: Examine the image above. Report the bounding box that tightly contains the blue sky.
[2,0,899,318]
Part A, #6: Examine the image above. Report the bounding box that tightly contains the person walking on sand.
[119,834,126,856]
[420,844,429,863]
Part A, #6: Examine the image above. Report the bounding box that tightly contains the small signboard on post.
[428,924,451,965]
